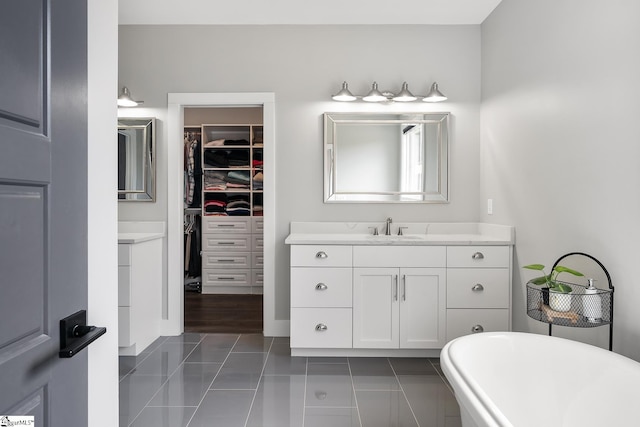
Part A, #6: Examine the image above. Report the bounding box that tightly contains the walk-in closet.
[183,107,263,333]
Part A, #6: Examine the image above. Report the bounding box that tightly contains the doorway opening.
[183,106,264,333]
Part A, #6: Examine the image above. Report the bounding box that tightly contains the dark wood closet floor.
[184,293,263,333]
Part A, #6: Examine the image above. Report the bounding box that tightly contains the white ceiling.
[119,0,502,25]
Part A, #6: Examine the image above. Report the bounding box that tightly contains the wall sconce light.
[117,86,144,107]
[332,81,447,103]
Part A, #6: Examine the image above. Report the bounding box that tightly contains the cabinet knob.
[315,251,328,259]
[315,323,328,331]
[315,283,328,291]
[472,252,484,260]
[472,284,484,292]
[471,325,484,333]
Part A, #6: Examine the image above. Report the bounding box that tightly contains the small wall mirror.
[324,112,449,203]
[118,117,155,201]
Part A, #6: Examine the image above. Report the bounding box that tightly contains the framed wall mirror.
[324,112,449,203]
[118,117,155,201]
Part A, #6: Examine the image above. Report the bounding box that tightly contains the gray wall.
[118,25,482,321]
[481,1,640,358]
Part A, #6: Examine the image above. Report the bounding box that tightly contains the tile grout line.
[347,357,364,427]
[388,359,421,427]
[184,334,241,427]
[301,356,309,427]
[242,336,275,427]
[128,335,207,427]
[119,336,170,383]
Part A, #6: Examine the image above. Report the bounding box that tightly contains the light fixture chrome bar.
[331,81,447,103]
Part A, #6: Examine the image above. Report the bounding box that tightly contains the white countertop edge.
[118,232,165,244]
[285,222,515,245]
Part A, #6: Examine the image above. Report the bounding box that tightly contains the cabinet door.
[353,268,399,348]
[399,268,446,349]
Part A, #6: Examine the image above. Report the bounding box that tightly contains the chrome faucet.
[384,217,393,235]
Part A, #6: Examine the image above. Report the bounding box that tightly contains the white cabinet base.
[291,348,442,358]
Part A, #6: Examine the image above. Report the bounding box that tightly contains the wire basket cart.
[526,252,614,350]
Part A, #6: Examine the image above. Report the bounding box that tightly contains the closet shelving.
[184,123,264,295]
[201,124,263,217]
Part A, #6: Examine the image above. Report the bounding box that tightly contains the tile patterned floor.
[119,333,461,427]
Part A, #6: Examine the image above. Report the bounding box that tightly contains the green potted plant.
[523,263,584,312]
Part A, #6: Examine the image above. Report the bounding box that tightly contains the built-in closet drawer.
[447,246,510,268]
[252,218,264,233]
[202,217,251,234]
[203,252,251,269]
[252,235,263,252]
[446,309,510,342]
[252,253,263,268]
[291,267,352,308]
[447,268,510,309]
[202,268,251,287]
[252,270,263,287]
[290,308,352,348]
[290,245,352,267]
[202,234,252,252]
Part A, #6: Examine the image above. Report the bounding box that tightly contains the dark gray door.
[0,0,89,425]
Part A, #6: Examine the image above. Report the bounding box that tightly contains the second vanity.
[285,222,515,357]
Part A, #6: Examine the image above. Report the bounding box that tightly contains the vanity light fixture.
[331,81,447,103]
[117,86,144,107]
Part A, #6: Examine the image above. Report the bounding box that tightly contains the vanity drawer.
[203,233,252,252]
[447,268,510,308]
[353,246,446,268]
[291,267,352,308]
[202,217,251,234]
[291,308,352,348]
[203,252,251,269]
[446,309,510,342]
[446,246,510,268]
[202,268,251,287]
[290,245,352,267]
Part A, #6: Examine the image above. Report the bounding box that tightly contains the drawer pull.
[217,224,236,228]
[315,251,328,259]
[217,277,235,280]
[315,323,328,331]
[218,242,236,245]
[472,284,484,292]
[315,283,328,291]
[472,252,484,260]
[218,259,235,263]
[471,325,484,333]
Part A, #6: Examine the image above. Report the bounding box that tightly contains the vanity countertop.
[118,221,166,244]
[285,222,515,246]
[118,232,165,244]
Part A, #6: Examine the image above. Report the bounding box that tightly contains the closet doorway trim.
[167,92,283,336]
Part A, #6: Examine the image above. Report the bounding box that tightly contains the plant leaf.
[554,283,573,293]
[554,265,584,277]
[529,276,549,285]
[523,264,545,271]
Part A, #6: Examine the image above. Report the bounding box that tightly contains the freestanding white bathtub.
[441,332,640,427]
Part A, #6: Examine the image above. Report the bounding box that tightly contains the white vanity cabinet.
[285,222,514,357]
[446,246,511,341]
[118,232,163,356]
[352,246,446,349]
[353,267,446,349]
